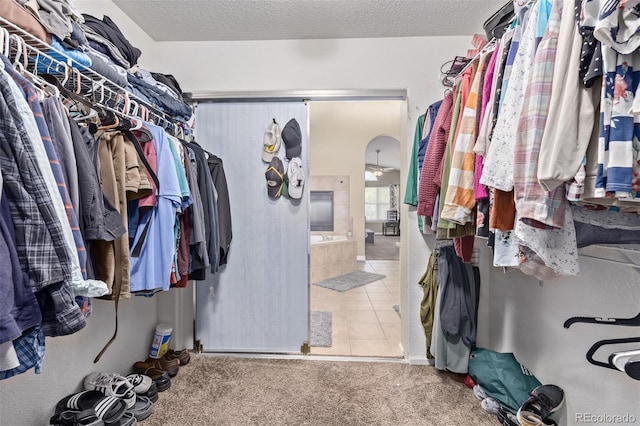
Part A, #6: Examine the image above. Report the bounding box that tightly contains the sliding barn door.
[194,102,309,353]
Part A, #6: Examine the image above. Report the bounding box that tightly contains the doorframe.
[162,90,410,359]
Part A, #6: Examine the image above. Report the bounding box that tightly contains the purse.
[483,1,515,40]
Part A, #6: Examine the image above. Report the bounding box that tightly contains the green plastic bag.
[468,348,542,413]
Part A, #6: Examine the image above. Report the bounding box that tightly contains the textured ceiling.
[112,0,506,42]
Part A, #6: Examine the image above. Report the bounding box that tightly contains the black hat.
[281,118,302,160]
[265,156,285,199]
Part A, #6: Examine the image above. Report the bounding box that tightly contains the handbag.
[483,1,515,40]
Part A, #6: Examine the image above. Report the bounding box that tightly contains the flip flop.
[50,409,104,426]
[114,412,136,426]
[55,391,126,426]
[126,395,154,422]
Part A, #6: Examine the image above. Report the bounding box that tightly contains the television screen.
[310,191,334,231]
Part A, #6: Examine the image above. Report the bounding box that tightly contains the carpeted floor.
[144,355,497,426]
[365,235,400,260]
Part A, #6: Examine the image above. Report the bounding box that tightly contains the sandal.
[54,391,126,426]
[126,395,154,422]
[114,412,136,426]
[84,372,136,409]
[50,409,104,426]
[163,348,190,366]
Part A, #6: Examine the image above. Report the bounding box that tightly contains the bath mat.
[310,311,332,347]
[313,271,386,292]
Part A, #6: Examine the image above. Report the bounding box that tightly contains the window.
[365,187,390,221]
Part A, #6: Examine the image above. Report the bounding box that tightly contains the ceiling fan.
[367,149,395,177]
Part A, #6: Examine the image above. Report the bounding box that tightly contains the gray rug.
[313,270,386,292]
[310,311,332,347]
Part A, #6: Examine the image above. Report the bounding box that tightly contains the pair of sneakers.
[516,384,564,426]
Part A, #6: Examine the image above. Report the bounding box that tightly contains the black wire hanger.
[564,312,640,329]
[586,337,640,370]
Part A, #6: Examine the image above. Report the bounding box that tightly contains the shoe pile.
[516,384,564,426]
[473,385,501,415]
[49,348,191,425]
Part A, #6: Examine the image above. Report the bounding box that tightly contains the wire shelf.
[0,15,183,133]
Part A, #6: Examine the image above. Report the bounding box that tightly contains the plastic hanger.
[564,312,640,329]
[586,337,640,370]
[625,359,640,380]
[609,349,640,371]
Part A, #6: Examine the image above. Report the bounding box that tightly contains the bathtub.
[310,234,357,282]
[310,234,349,244]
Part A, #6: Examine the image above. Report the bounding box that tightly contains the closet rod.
[0,15,182,133]
[453,38,498,83]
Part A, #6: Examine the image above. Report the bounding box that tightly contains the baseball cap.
[286,157,304,199]
[262,119,282,162]
[265,156,284,199]
[281,118,302,160]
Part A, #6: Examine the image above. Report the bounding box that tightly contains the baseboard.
[408,355,434,366]
[357,255,366,262]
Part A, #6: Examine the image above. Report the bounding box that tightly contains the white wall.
[487,258,640,425]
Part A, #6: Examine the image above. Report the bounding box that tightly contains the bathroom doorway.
[308,100,404,358]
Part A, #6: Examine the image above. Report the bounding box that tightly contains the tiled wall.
[310,240,358,282]
[309,175,351,236]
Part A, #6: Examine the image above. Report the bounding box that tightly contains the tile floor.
[310,259,402,358]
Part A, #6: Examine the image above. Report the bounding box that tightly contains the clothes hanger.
[609,349,640,372]
[564,312,640,329]
[625,358,640,380]
[42,73,105,115]
[586,337,640,370]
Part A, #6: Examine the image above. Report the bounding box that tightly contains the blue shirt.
[129,123,182,292]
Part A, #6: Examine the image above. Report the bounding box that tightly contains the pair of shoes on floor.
[50,390,133,425]
[134,356,180,378]
[125,374,159,403]
[82,372,154,422]
[516,384,564,426]
[163,348,190,366]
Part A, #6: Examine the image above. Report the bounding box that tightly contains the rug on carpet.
[310,311,332,347]
[313,270,386,292]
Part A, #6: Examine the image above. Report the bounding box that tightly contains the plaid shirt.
[0,71,69,291]
[0,325,45,379]
[514,0,566,229]
[4,63,88,278]
[0,70,86,336]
